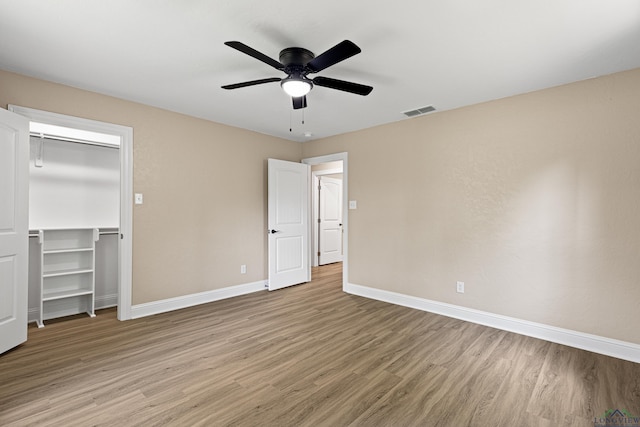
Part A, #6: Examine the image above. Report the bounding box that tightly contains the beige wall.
[302,68,640,344]
[4,66,640,345]
[0,69,302,304]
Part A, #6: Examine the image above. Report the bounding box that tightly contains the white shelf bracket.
[34,136,44,167]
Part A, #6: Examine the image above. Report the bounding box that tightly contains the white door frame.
[311,166,343,267]
[302,153,348,290]
[8,105,133,321]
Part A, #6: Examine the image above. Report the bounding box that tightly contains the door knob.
[269,229,281,234]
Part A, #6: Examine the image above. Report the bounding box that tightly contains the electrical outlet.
[240,264,247,274]
[456,281,465,293]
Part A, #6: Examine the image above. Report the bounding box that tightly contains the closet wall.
[29,137,119,228]
[27,136,120,321]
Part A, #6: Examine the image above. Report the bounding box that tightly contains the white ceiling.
[1,1,640,142]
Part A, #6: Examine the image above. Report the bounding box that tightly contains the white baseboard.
[95,293,117,310]
[27,293,119,324]
[131,280,267,319]
[345,283,640,364]
[28,307,39,324]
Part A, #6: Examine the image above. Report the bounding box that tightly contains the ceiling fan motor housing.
[279,47,315,68]
[280,47,315,92]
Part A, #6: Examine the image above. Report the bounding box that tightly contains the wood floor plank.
[2,262,639,426]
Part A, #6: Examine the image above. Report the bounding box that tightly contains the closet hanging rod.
[30,132,119,149]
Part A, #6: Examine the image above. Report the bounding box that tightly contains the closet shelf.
[35,229,99,327]
[43,288,94,301]
[43,268,94,278]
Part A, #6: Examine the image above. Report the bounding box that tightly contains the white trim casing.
[311,167,344,267]
[131,280,267,319]
[8,105,134,321]
[302,153,349,289]
[118,129,133,320]
[345,283,640,364]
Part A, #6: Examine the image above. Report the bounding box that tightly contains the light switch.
[349,200,357,210]
[135,193,143,205]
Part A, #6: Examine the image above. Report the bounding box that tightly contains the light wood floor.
[1,263,639,426]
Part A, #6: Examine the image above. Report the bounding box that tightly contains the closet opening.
[9,105,133,324]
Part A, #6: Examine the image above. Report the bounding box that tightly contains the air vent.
[403,105,436,117]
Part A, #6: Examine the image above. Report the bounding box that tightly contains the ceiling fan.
[221,40,373,110]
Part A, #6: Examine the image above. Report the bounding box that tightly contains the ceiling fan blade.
[221,77,281,90]
[306,40,361,73]
[312,76,373,96]
[292,96,307,110]
[224,41,284,70]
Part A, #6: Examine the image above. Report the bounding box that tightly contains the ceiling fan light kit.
[222,40,373,110]
[281,76,312,97]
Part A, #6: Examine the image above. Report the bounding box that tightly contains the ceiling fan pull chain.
[302,108,305,125]
[289,109,292,132]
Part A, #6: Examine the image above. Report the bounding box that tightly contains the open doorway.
[8,105,133,322]
[311,161,343,267]
[302,153,348,289]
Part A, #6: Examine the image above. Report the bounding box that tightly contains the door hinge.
[318,218,321,223]
[317,252,321,257]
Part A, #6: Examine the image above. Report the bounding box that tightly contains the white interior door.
[0,108,29,354]
[319,176,343,265]
[268,159,310,291]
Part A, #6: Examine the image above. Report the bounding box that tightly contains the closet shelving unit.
[36,228,99,327]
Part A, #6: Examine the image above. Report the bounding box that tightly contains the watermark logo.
[594,409,640,427]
